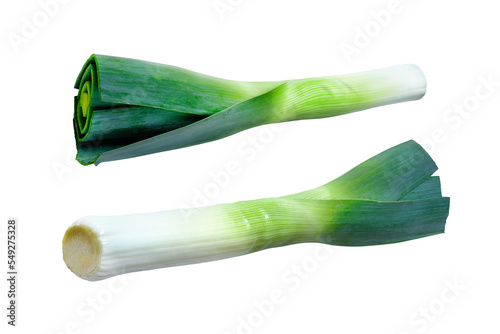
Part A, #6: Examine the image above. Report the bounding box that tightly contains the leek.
[62,140,449,281]
[74,54,426,165]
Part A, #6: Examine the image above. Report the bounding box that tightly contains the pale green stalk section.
[275,64,426,122]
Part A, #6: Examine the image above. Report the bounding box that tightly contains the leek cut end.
[63,225,101,279]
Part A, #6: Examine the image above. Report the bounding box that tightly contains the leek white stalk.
[63,141,449,281]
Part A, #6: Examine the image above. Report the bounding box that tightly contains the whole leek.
[74,54,426,165]
[62,140,449,281]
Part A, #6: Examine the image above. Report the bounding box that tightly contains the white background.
[1,0,499,333]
